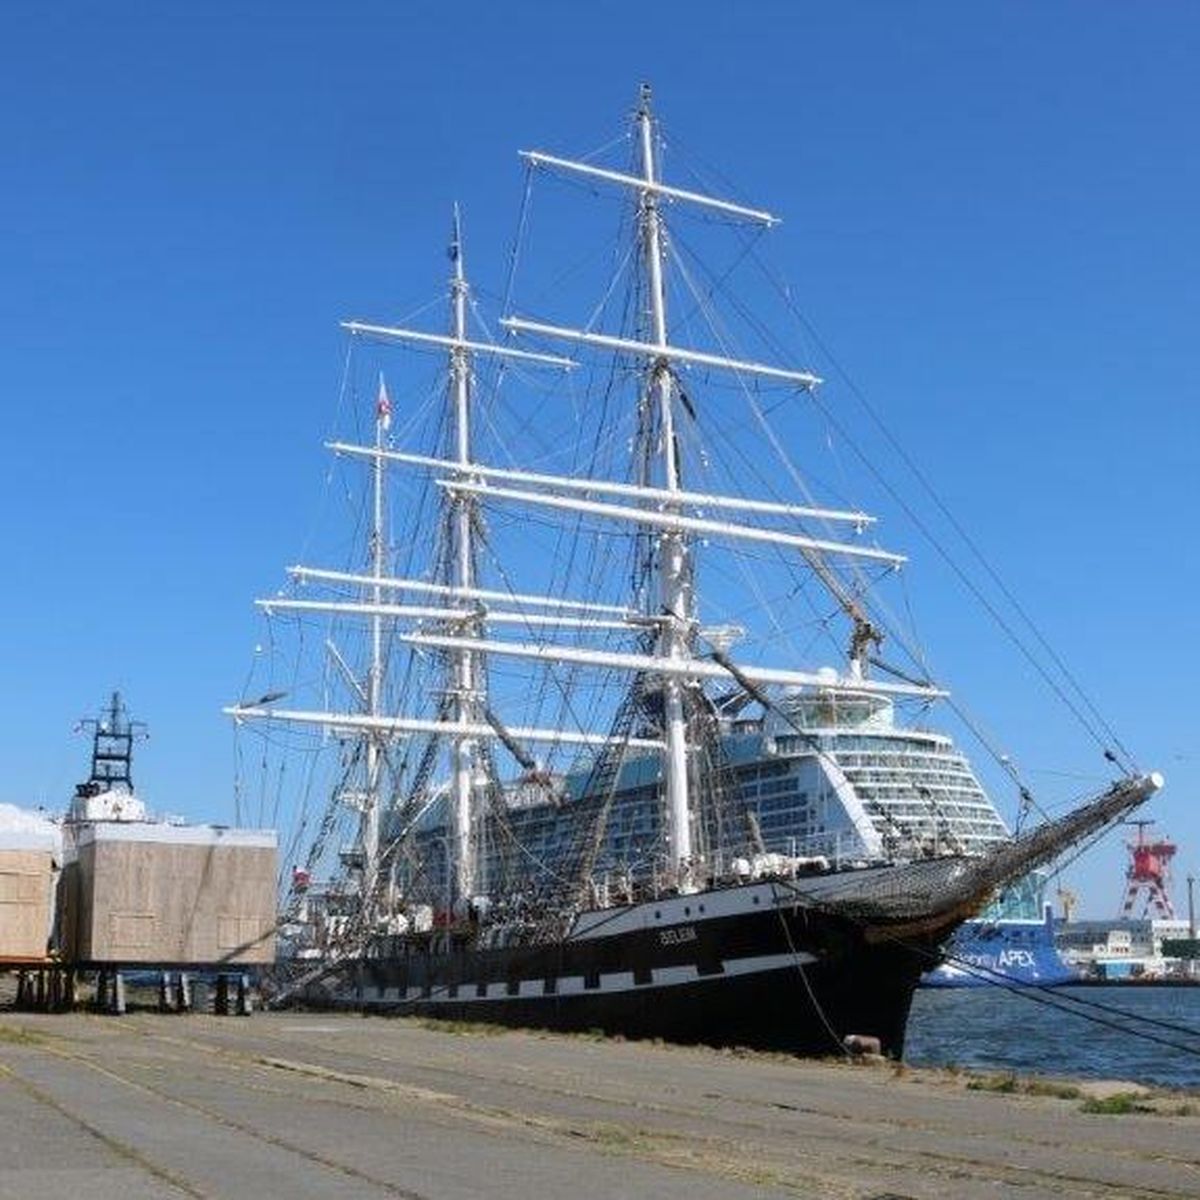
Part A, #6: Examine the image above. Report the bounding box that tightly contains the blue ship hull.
[922,913,1077,987]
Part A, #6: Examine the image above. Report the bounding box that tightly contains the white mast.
[448,207,477,906]
[636,86,694,889]
[362,373,389,908]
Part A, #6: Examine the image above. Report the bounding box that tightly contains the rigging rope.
[746,242,1137,774]
[664,221,1125,815]
[771,894,850,1059]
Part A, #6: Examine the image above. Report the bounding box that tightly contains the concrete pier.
[0,1011,1195,1198]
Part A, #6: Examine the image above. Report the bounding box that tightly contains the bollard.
[843,1033,883,1059]
[159,971,174,1012]
[236,974,252,1017]
[111,972,126,1016]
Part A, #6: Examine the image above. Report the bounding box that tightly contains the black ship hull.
[284,774,1163,1056]
[316,879,949,1057]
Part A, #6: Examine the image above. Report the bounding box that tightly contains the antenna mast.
[77,691,148,793]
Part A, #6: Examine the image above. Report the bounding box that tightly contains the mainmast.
[501,87,935,892]
[447,207,478,905]
[636,86,695,887]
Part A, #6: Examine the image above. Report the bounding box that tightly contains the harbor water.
[906,984,1200,1089]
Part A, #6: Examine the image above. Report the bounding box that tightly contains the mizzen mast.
[362,372,390,907]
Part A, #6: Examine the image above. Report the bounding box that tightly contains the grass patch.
[1080,1092,1154,1115]
[560,1027,620,1043]
[575,1123,640,1147]
[1024,1079,1082,1099]
[967,1072,1019,1093]
[964,1071,1081,1099]
[407,1017,509,1037]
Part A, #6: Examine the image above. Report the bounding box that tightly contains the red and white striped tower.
[1119,820,1176,918]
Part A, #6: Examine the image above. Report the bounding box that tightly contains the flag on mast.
[376,374,392,431]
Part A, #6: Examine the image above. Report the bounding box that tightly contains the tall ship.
[228,89,1160,1056]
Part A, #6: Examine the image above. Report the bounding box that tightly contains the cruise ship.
[403,686,1012,905]
[399,686,1079,989]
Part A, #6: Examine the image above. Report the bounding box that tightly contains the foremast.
[227,213,577,926]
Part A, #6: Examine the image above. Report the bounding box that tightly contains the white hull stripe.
[367,951,817,1006]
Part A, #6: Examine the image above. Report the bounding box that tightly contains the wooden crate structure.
[0,841,56,961]
[61,824,277,966]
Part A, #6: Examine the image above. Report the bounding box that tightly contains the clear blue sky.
[2,4,1196,918]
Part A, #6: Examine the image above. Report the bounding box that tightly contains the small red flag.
[376,375,392,430]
